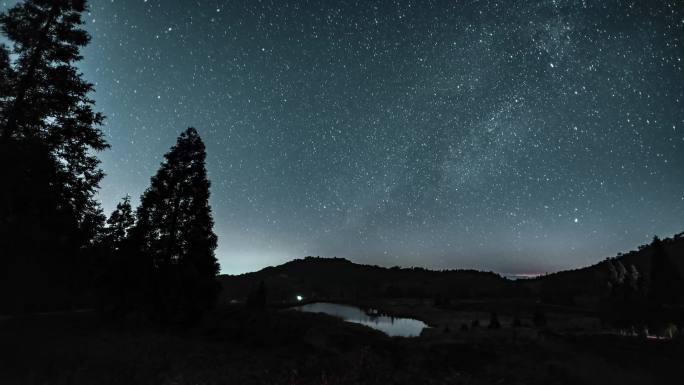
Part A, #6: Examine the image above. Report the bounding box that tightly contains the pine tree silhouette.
[132,128,220,323]
[97,196,136,314]
[101,196,135,251]
[649,236,683,305]
[0,0,107,312]
[0,0,107,211]
[0,44,13,102]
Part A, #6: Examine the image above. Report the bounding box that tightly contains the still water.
[294,302,427,337]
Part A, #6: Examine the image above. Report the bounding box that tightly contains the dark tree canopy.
[649,236,684,305]
[0,0,107,244]
[95,196,142,316]
[0,0,107,207]
[0,44,12,101]
[132,127,220,321]
[101,196,135,251]
[0,0,106,312]
[0,0,107,255]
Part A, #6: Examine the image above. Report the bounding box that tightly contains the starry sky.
[6,0,683,275]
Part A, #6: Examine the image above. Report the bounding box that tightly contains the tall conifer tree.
[133,128,220,321]
[0,0,107,311]
[97,196,137,314]
[649,236,683,305]
[0,0,107,232]
[102,196,135,251]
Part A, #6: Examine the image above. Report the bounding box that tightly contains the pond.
[294,302,428,337]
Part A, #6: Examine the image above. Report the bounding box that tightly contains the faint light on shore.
[296,295,303,302]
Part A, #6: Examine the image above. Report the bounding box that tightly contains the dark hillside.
[220,233,684,308]
[219,257,513,304]
[519,233,684,306]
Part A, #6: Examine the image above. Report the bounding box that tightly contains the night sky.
[7,0,683,275]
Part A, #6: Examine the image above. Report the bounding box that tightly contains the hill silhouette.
[219,257,514,305]
[220,232,684,308]
[521,232,684,306]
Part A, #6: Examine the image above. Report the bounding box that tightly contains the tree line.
[0,0,219,324]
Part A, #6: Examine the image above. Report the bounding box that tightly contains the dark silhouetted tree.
[606,260,644,300]
[131,127,219,323]
[0,44,13,102]
[600,259,648,330]
[649,236,683,305]
[0,0,107,312]
[0,0,107,216]
[100,196,134,250]
[95,196,138,314]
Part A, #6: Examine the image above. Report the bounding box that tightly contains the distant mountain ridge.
[219,232,684,306]
[219,256,513,304]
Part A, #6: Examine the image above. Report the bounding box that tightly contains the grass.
[1,301,681,384]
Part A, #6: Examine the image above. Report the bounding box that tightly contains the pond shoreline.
[276,297,439,328]
[292,301,429,337]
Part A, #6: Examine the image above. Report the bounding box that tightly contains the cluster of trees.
[600,236,684,335]
[648,236,683,305]
[0,0,219,324]
[96,127,220,323]
[605,236,684,306]
[605,259,644,300]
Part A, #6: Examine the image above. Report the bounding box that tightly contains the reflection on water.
[294,302,427,337]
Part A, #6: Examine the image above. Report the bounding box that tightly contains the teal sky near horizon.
[5,0,682,275]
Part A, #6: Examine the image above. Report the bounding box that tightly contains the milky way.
[10,0,682,274]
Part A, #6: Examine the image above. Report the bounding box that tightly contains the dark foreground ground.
[1,302,682,385]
